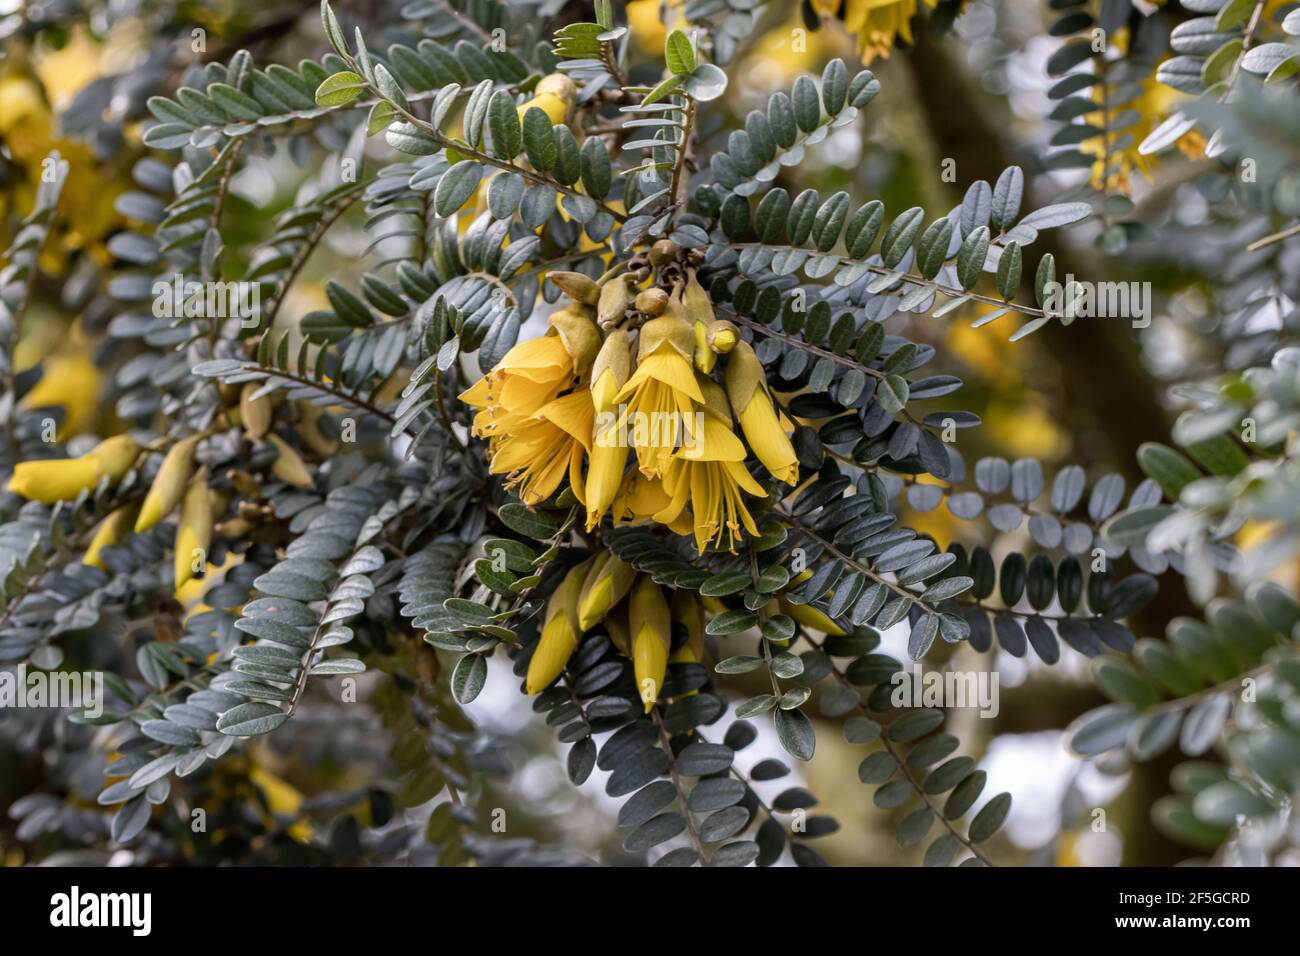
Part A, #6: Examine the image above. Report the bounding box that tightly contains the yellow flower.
[838,0,929,63]
[613,305,703,479]
[20,352,103,438]
[578,551,637,631]
[586,331,632,531]
[83,504,138,569]
[460,305,599,438]
[726,339,799,486]
[7,434,141,504]
[629,576,671,712]
[655,378,767,554]
[489,389,594,506]
[174,471,213,591]
[1083,73,1206,193]
[526,559,591,694]
[518,73,577,127]
[776,571,847,636]
[267,433,314,489]
[135,435,200,532]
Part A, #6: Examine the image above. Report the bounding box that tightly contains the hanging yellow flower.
[586,330,632,531]
[613,304,703,479]
[813,0,932,63]
[1083,73,1206,193]
[725,339,799,486]
[629,575,672,712]
[488,390,594,506]
[525,558,590,694]
[654,378,767,554]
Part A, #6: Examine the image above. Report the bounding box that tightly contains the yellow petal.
[7,456,98,504]
[136,435,199,531]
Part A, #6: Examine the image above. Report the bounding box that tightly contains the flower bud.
[547,271,600,306]
[135,435,200,532]
[85,435,143,481]
[174,470,213,591]
[597,276,632,328]
[548,305,601,374]
[240,382,273,441]
[649,239,679,266]
[708,320,739,354]
[590,331,631,415]
[683,271,717,371]
[725,340,799,486]
[526,559,589,694]
[578,552,636,631]
[636,288,669,316]
[267,433,314,489]
[83,504,138,569]
[629,576,671,712]
[518,74,577,126]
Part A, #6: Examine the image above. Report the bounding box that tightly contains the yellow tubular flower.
[841,0,926,63]
[578,552,636,631]
[629,576,671,712]
[135,435,199,532]
[683,271,717,373]
[655,378,766,554]
[83,504,138,569]
[726,339,799,487]
[613,302,703,479]
[459,305,598,439]
[489,389,594,506]
[517,73,577,127]
[174,471,212,591]
[7,434,142,504]
[20,352,102,437]
[526,559,590,694]
[586,331,632,530]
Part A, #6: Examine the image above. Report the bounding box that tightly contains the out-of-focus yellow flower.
[626,0,685,56]
[655,378,767,554]
[136,435,200,532]
[613,305,702,479]
[629,575,671,711]
[726,339,799,486]
[518,73,577,126]
[7,434,141,504]
[983,397,1069,460]
[817,0,930,63]
[526,559,591,694]
[1084,73,1205,193]
[248,766,314,844]
[83,504,138,569]
[267,433,314,489]
[578,552,636,631]
[18,353,102,439]
[174,471,212,591]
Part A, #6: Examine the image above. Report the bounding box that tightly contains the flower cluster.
[461,249,800,554]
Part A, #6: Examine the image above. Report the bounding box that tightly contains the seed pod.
[635,288,669,316]
[174,469,213,591]
[267,433,314,489]
[596,276,632,328]
[240,383,273,440]
[135,435,200,532]
[547,271,600,306]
